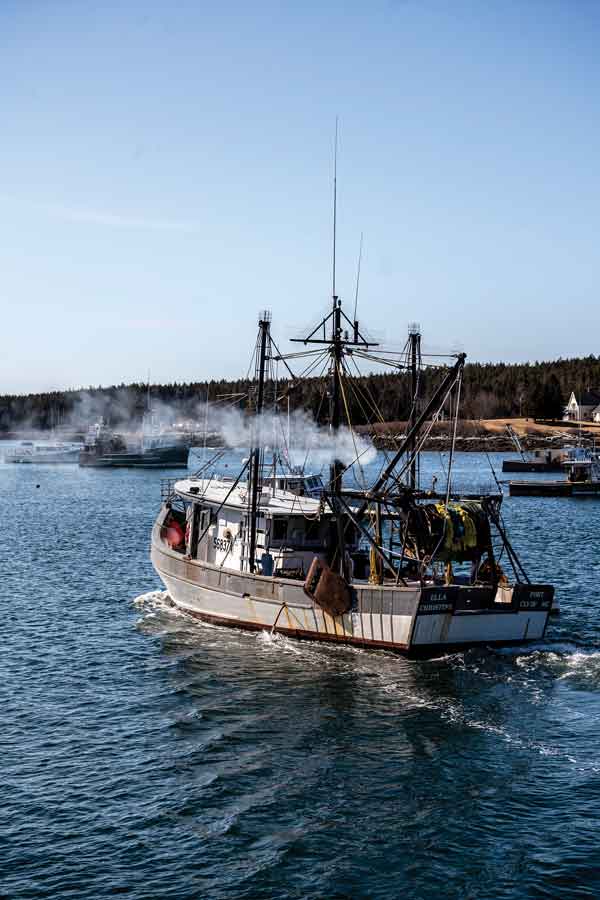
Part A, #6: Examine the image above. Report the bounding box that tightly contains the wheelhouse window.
[305,519,320,541]
[272,519,288,541]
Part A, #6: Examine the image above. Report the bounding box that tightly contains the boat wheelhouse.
[159,476,352,576]
[261,471,324,498]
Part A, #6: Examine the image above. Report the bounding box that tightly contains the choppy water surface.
[3,451,600,899]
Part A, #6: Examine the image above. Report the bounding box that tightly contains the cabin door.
[186,504,202,559]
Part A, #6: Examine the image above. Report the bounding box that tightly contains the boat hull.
[80,446,189,468]
[509,480,600,496]
[4,445,81,464]
[502,460,564,473]
[151,525,553,658]
[5,455,80,464]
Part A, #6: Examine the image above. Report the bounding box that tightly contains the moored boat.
[502,449,568,473]
[501,425,569,473]
[80,417,189,468]
[509,446,600,496]
[4,439,82,464]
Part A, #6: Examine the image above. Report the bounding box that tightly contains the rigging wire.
[300,353,332,474]
[387,375,462,490]
[350,350,409,371]
[476,417,504,495]
[444,370,462,507]
[344,352,400,483]
[276,348,333,361]
[353,231,363,323]
[337,359,368,490]
[415,374,463,570]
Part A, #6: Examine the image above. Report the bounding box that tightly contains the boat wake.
[492,640,600,686]
[131,589,199,635]
[556,648,600,682]
[132,589,172,611]
[132,594,600,685]
[131,592,600,775]
[257,630,304,655]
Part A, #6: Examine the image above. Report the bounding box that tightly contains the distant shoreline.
[361,417,600,451]
[2,417,598,452]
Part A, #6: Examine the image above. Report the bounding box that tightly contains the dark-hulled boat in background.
[501,425,569,473]
[80,417,189,468]
[509,446,600,496]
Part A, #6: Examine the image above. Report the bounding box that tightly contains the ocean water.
[3,450,600,899]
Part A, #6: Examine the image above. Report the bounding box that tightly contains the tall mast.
[329,299,346,573]
[332,117,338,300]
[330,299,343,489]
[329,121,346,572]
[248,311,271,574]
[329,119,343,499]
[408,323,421,490]
[290,300,377,573]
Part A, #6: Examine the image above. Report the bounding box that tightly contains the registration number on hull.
[213,537,233,552]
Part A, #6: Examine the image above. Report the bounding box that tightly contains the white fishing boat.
[151,305,555,658]
[4,439,82,464]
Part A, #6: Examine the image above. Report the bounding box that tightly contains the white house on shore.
[564,390,600,422]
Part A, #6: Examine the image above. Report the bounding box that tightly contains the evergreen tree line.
[2,354,599,433]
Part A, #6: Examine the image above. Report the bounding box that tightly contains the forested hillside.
[2,355,600,432]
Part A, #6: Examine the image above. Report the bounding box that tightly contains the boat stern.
[408,582,554,654]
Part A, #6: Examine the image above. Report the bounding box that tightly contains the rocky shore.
[359,419,598,452]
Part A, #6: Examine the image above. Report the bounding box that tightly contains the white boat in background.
[4,440,83,464]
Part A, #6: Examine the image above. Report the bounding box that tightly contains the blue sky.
[2,0,600,393]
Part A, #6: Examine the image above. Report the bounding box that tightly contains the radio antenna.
[353,231,363,322]
[332,116,338,299]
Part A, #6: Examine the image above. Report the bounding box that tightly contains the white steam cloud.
[211,405,376,468]
[5,388,376,471]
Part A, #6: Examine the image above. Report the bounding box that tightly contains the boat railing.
[466,481,501,496]
[422,480,500,498]
[160,478,178,501]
